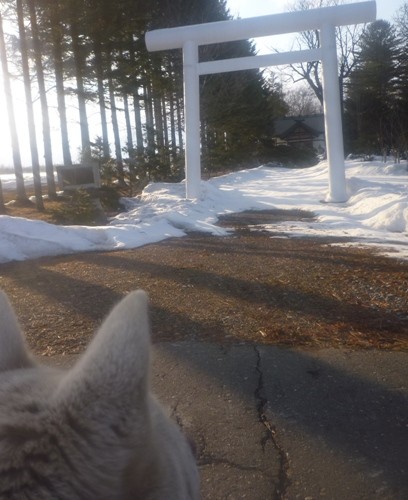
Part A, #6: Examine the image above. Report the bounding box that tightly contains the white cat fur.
[0,290,199,499]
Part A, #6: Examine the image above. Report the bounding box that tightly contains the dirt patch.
[0,209,407,356]
[218,208,316,229]
[3,196,63,224]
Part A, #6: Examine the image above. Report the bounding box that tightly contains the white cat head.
[0,290,199,499]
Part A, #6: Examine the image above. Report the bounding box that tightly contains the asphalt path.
[152,343,408,500]
[47,343,408,499]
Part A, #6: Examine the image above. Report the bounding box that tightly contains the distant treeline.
[0,0,407,212]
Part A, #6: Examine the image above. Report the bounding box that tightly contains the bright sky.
[0,1,406,168]
[226,0,404,22]
[226,0,406,52]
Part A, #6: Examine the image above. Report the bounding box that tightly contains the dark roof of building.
[274,114,325,138]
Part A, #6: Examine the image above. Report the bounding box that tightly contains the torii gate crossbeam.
[146,1,376,202]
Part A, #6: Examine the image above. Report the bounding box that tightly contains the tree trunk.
[133,89,144,154]
[170,61,184,152]
[16,0,44,210]
[127,34,144,155]
[175,89,184,151]
[108,68,125,184]
[169,90,177,155]
[123,93,134,157]
[28,0,56,199]
[69,10,91,156]
[51,8,72,166]
[162,96,169,149]
[0,179,5,214]
[144,83,155,153]
[153,95,164,149]
[0,11,28,204]
[94,38,110,159]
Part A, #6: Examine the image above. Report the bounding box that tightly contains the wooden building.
[273,115,326,154]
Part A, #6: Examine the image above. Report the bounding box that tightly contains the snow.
[0,158,407,264]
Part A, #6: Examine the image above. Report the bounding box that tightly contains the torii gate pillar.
[320,23,348,202]
[182,40,201,199]
[146,2,376,202]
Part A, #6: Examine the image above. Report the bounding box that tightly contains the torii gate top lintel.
[146,2,376,51]
[145,2,377,202]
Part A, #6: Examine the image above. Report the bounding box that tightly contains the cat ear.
[56,290,151,425]
[0,290,34,372]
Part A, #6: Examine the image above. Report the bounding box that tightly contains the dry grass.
[0,206,407,355]
[2,189,64,223]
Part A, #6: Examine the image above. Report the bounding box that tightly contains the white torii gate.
[146,1,376,202]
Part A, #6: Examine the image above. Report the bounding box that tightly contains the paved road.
[48,343,408,499]
[152,343,408,500]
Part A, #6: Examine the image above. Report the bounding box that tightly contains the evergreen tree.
[0,0,287,191]
[27,0,57,199]
[394,2,408,158]
[200,38,282,171]
[38,0,73,165]
[344,20,401,155]
[0,8,28,204]
[16,0,44,210]
[67,0,91,156]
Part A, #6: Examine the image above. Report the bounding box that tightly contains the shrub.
[50,190,99,225]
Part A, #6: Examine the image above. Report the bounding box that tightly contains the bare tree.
[286,0,363,107]
[284,84,323,116]
[394,1,408,39]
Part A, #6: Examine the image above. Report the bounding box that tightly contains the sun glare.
[0,68,32,168]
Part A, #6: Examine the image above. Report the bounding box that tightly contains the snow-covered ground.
[0,159,407,264]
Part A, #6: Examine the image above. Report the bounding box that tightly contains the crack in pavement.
[170,400,184,429]
[196,432,262,473]
[254,345,291,500]
[199,453,263,473]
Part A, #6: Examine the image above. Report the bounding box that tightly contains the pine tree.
[344,20,401,156]
[44,0,73,166]
[394,2,408,158]
[200,37,279,171]
[27,0,57,199]
[16,0,44,210]
[0,9,28,204]
[0,0,287,190]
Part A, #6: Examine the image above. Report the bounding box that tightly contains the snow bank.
[0,159,407,263]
